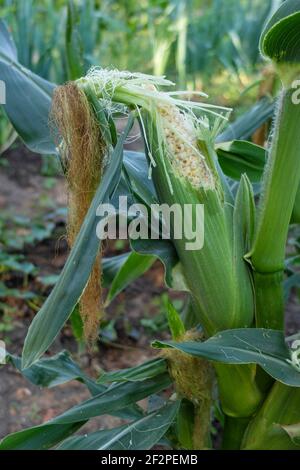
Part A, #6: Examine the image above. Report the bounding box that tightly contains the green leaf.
[117,151,178,287]
[102,252,131,286]
[123,151,158,206]
[233,174,256,253]
[97,358,167,384]
[8,350,100,391]
[131,238,178,288]
[22,116,133,369]
[243,421,300,450]
[52,373,171,425]
[217,140,266,182]
[0,373,170,450]
[0,20,56,154]
[165,299,185,340]
[65,0,84,80]
[6,350,144,422]
[153,328,300,387]
[0,422,84,451]
[57,425,128,450]
[69,305,84,342]
[57,400,179,450]
[105,251,156,305]
[260,0,300,65]
[216,97,274,143]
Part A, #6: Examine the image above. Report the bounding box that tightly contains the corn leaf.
[0,20,56,154]
[0,373,170,450]
[216,97,274,143]
[52,373,171,425]
[5,350,142,421]
[165,299,185,340]
[0,422,85,451]
[105,251,156,305]
[260,0,300,64]
[65,0,84,80]
[153,328,300,387]
[57,400,179,450]
[102,252,131,286]
[131,238,179,288]
[7,350,102,391]
[242,380,300,449]
[99,400,178,450]
[57,425,128,450]
[123,150,158,206]
[243,422,300,450]
[97,357,167,384]
[217,140,266,182]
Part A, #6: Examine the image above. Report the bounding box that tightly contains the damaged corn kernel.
[78,67,229,193]
[158,103,215,190]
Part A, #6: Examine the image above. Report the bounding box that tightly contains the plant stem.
[248,88,300,328]
[253,271,284,329]
[222,416,250,450]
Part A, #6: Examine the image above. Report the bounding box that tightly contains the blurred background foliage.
[0,0,282,100]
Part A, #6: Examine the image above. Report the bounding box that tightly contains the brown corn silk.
[51,82,106,341]
[163,330,214,449]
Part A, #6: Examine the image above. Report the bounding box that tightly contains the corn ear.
[141,106,254,336]
[77,69,260,418]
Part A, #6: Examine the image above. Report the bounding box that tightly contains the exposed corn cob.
[157,102,215,190]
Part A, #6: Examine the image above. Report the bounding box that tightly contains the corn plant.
[1,0,300,451]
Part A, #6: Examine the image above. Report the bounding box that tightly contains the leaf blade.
[153,328,300,387]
